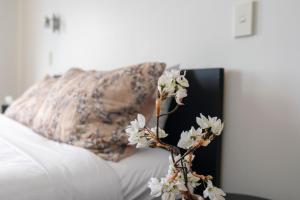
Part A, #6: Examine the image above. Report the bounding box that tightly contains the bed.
[0,114,169,200]
[0,67,224,200]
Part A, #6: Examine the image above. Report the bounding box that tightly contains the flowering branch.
[126,69,226,200]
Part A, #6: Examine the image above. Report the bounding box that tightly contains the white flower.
[136,114,146,128]
[175,86,187,105]
[126,114,145,134]
[160,177,180,200]
[126,115,169,148]
[196,114,224,135]
[148,178,163,197]
[158,78,176,96]
[177,127,203,149]
[150,127,168,138]
[186,173,201,191]
[175,179,188,192]
[149,169,201,200]
[203,180,226,200]
[162,191,176,200]
[126,114,150,148]
[177,131,191,149]
[158,70,189,105]
[127,129,150,148]
[176,71,189,87]
[158,70,177,96]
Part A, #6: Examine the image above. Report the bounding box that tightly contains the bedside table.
[1,105,9,114]
[227,193,270,200]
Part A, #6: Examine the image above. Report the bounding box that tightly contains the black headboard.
[164,68,224,190]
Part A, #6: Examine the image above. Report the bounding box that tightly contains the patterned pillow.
[5,75,58,127]
[31,62,165,161]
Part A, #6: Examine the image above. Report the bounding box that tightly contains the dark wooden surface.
[227,193,269,200]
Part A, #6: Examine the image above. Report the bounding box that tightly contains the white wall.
[0,0,19,104]
[18,0,300,199]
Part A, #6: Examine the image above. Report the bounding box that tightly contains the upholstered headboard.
[164,68,224,191]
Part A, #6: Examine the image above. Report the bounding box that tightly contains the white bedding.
[109,149,169,200]
[0,115,169,200]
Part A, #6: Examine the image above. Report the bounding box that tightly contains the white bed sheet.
[108,148,169,200]
[0,115,122,200]
[0,115,170,200]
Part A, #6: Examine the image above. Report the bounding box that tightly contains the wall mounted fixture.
[44,14,61,32]
[234,0,255,38]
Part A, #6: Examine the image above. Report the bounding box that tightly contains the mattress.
[0,114,169,200]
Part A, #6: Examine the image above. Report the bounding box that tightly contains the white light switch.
[234,0,254,37]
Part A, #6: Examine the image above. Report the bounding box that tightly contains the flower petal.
[137,114,145,128]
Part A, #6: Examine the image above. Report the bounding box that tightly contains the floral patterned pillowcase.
[5,75,58,127]
[30,62,165,161]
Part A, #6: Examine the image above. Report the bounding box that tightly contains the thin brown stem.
[174,146,197,167]
[171,150,175,163]
[156,97,161,143]
[192,172,213,181]
[156,115,160,142]
[174,130,211,167]
[181,159,188,187]
[159,104,179,118]
[155,141,180,156]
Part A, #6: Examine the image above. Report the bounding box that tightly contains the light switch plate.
[234,0,254,37]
